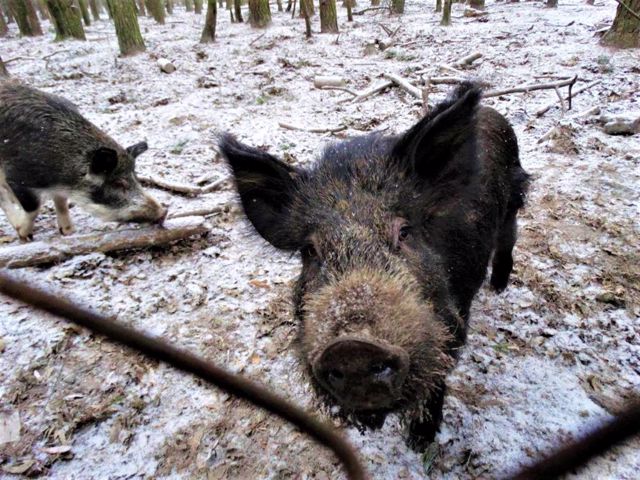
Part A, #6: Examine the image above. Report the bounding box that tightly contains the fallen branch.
[348,80,394,103]
[313,76,347,88]
[382,72,422,99]
[167,203,234,219]
[138,175,224,196]
[278,122,347,134]
[452,52,482,68]
[484,75,578,98]
[535,80,601,117]
[0,216,209,269]
[353,6,389,15]
[320,86,358,97]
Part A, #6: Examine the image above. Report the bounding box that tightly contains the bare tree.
[46,0,86,39]
[107,0,145,55]
[441,0,451,25]
[601,0,640,48]
[248,0,270,27]
[77,0,91,24]
[165,0,172,13]
[300,0,310,36]
[89,0,100,18]
[145,0,164,22]
[319,0,337,32]
[9,0,43,35]
[200,0,216,40]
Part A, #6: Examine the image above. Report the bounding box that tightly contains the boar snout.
[313,337,410,410]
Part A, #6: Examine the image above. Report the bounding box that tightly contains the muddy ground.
[0,0,639,478]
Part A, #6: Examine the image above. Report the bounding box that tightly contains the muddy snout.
[313,337,410,410]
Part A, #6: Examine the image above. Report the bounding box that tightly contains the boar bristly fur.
[220,83,529,450]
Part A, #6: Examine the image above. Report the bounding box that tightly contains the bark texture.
[107,0,145,55]
[200,0,216,41]
[9,0,42,35]
[46,0,86,39]
[248,0,269,27]
[319,0,337,32]
[145,0,164,22]
[601,0,640,48]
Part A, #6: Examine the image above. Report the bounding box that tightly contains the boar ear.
[89,147,119,175]
[126,141,148,159]
[393,84,482,181]
[219,134,302,250]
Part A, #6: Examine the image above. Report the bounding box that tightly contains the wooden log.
[0,216,209,269]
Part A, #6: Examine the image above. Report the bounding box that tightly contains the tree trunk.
[165,0,172,13]
[77,0,90,23]
[46,0,86,39]
[232,0,240,19]
[200,0,215,41]
[319,0,337,32]
[435,0,441,11]
[277,0,282,10]
[344,0,352,21]
[2,0,15,22]
[136,0,144,13]
[0,8,8,34]
[0,56,8,76]
[601,0,640,48]
[89,0,99,18]
[545,0,557,7]
[300,0,310,35]
[106,0,145,55]
[10,0,42,35]
[248,0,269,27]
[390,0,403,13]
[194,0,201,11]
[468,0,483,8]
[145,0,164,22]
[370,0,379,5]
[184,0,191,10]
[441,0,450,25]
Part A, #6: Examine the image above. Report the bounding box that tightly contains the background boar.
[220,83,529,451]
[0,82,167,241]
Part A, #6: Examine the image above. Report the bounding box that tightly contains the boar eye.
[398,225,411,242]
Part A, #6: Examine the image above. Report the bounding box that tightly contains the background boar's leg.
[490,211,518,292]
[407,383,447,451]
[0,171,38,241]
[53,194,75,235]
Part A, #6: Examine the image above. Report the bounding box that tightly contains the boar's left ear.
[393,83,482,182]
[219,134,303,250]
[89,147,119,175]
[126,142,149,159]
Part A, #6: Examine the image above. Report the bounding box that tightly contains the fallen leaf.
[249,279,270,289]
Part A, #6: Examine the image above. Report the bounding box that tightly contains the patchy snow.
[1,0,639,478]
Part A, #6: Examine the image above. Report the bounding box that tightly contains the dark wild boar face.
[220,86,487,424]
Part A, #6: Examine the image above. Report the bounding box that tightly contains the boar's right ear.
[126,142,148,159]
[89,147,119,175]
[219,134,302,250]
[393,83,482,182]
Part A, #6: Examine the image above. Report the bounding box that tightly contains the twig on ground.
[452,52,483,68]
[138,175,206,196]
[535,80,601,117]
[43,50,71,61]
[341,80,394,104]
[484,75,578,98]
[278,122,347,134]
[353,6,390,15]
[0,216,209,269]
[554,86,566,112]
[167,203,234,219]
[4,56,37,65]
[200,177,228,193]
[250,32,267,46]
[382,73,423,99]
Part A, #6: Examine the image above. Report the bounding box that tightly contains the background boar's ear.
[89,147,118,175]
[393,84,482,182]
[126,141,148,159]
[219,134,302,250]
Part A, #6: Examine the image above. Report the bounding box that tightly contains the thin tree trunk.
[10,0,42,35]
[441,0,451,25]
[601,0,640,48]
[545,0,557,7]
[0,56,8,76]
[232,0,240,19]
[435,0,441,11]
[165,0,172,13]
[46,0,86,39]
[390,0,403,13]
[0,8,8,34]
[2,0,15,22]
[194,0,201,11]
[106,0,145,55]
[468,0,483,7]
[77,0,90,24]
[344,0,352,21]
[276,0,281,10]
[200,0,215,41]
[300,0,310,35]
[184,0,191,10]
[319,0,337,32]
[299,0,311,15]
[248,0,269,27]
[89,0,99,18]
[145,0,164,22]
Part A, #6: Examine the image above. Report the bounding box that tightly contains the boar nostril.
[369,361,394,377]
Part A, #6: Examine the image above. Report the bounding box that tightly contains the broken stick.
[382,73,423,99]
[484,75,578,98]
[278,122,347,134]
[535,80,601,117]
[0,216,209,269]
[138,175,225,196]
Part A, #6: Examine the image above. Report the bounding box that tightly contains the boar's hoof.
[407,419,438,453]
[59,225,76,236]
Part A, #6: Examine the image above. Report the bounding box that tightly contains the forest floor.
[1,0,639,478]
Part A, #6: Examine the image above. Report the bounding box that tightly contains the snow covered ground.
[1,0,639,478]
